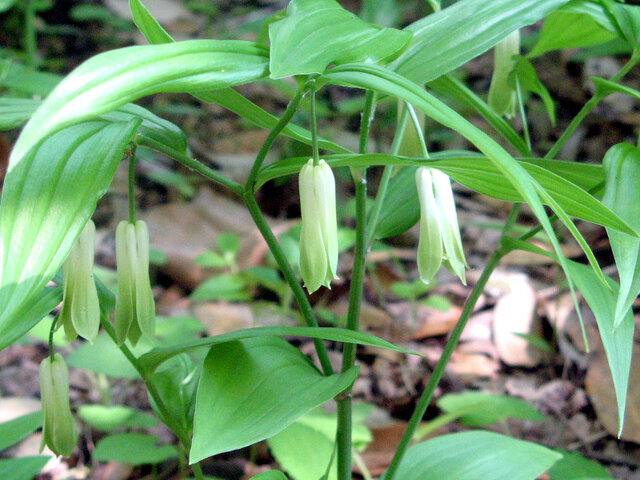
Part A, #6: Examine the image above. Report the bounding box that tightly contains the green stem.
[134,135,243,196]
[383,205,520,480]
[311,83,320,166]
[48,313,59,361]
[545,53,639,160]
[24,0,37,68]
[242,192,334,376]
[336,90,376,480]
[515,77,532,154]
[246,89,305,190]
[128,148,138,224]
[191,463,206,480]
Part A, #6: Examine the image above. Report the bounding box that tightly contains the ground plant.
[1,0,640,479]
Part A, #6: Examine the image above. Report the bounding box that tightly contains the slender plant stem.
[515,77,532,154]
[246,89,305,190]
[48,314,59,361]
[127,148,138,224]
[135,135,243,196]
[191,462,206,480]
[384,205,520,480]
[242,192,334,375]
[311,83,321,166]
[336,90,376,480]
[24,0,37,68]
[545,53,639,160]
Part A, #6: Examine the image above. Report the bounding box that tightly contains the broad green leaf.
[251,472,289,480]
[10,40,269,167]
[437,392,546,427]
[0,59,60,96]
[566,261,634,436]
[375,166,420,239]
[320,63,607,294]
[599,0,640,49]
[389,431,562,480]
[601,144,640,329]
[560,0,618,33]
[0,0,18,13]
[190,273,250,302]
[429,75,530,155]
[129,0,173,44]
[78,405,157,431]
[0,457,51,480]
[257,153,628,236]
[268,0,411,79]
[0,412,42,451]
[139,326,419,373]
[0,120,140,350]
[548,450,613,480]
[268,407,372,480]
[528,10,616,58]
[93,433,179,465]
[593,75,640,101]
[190,337,359,462]
[0,98,40,130]
[393,0,572,84]
[68,333,147,379]
[513,57,556,125]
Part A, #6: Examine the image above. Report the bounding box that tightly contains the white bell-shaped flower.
[114,220,155,345]
[40,353,77,457]
[415,167,467,285]
[488,30,520,118]
[59,220,100,342]
[298,159,339,293]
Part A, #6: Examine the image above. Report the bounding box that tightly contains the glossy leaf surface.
[390,431,561,480]
[0,120,140,349]
[190,336,359,462]
[0,411,42,451]
[393,0,571,84]
[268,0,411,78]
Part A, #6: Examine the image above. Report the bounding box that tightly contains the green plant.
[1,0,639,479]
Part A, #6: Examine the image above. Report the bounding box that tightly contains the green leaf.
[593,75,640,101]
[599,1,640,49]
[560,0,618,33]
[129,0,173,44]
[93,433,179,465]
[389,431,562,480]
[513,57,556,125]
[0,457,51,480]
[251,472,289,480]
[190,273,250,302]
[437,392,546,427]
[10,40,269,167]
[268,407,372,480]
[320,63,608,296]
[565,261,634,436]
[190,336,359,462]
[0,98,40,130]
[268,0,411,79]
[429,75,530,155]
[78,405,157,431]
[68,333,147,379]
[140,326,418,373]
[0,120,140,349]
[0,60,60,96]
[0,412,42,451]
[393,0,572,84]
[548,450,614,480]
[601,143,640,329]
[528,9,616,58]
[0,0,18,13]
[258,152,628,237]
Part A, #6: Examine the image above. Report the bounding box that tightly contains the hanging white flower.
[488,30,521,118]
[298,159,339,293]
[415,167,467,285]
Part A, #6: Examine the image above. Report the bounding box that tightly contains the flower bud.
[415,167,467,285]
[114,220,155,345]
[59,220,100,342]
[298,159,339,293]
[40,353,77,457]
[488,30,520,118]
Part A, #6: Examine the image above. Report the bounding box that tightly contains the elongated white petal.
[114,221,135,344]
[40,353,77,457]
[134,220,155,339]
[416,167,443,284]
[298,159,339,293]
[432,170,467,284]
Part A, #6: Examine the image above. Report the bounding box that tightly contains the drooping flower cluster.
[415,167,467,285]
[59,220,100,342]
[298,159,339,293]
[40,353,77,457]
[114,220,155,346]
